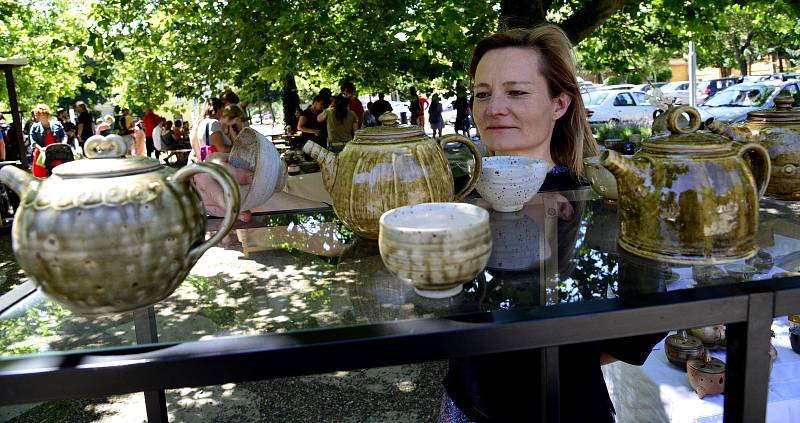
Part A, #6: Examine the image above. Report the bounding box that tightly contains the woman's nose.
[486,95,508,115]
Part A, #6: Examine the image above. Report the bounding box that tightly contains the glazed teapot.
[601,105,771,264]
[0,135,240,314]
[706,95,800,200]
[303,113,482,239]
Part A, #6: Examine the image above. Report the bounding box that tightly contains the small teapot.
[687,351,725,399]
[303,113,482,239]
[706,95,800,200]
[0,135,240,314]
[602,105,771,264]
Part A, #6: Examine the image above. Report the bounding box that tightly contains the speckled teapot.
[601,105,771,264]
[706,95,800,200]
[0,135,240,314]
[303,113,482,239]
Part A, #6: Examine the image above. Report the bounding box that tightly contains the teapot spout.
[705,118,757,143]
[0,165,36,197]
[600,150,649,189]
[302,141,337,193]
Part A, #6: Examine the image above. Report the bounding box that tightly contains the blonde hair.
[221,103,245,119]
[32,104,51,117]
[469,25,598,175]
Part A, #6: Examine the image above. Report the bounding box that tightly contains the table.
[2,189,800,423]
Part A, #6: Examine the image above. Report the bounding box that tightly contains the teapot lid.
[643,105,732,154]
[354,112,425,143]
[747,95,800,123]
[53,135,162,178]
[687,354,725,374]
[665,330,704,351]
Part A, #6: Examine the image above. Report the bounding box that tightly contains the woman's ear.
[552,93,571,120]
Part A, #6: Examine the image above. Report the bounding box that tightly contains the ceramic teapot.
[706,95,800,200]
[601,105,771,264]
[687,352,725,398]
[303,113,482,239]
[0,135,240,314]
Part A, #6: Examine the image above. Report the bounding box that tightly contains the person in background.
[317,94,358,152]
[57,108,78,150]
[371,93,393,120]
[319,87,333,109]
[75,101,94,152]
[96,115,113,136]
[152,116,165,154]
[219,104,246,147]
[409,86,423,128]
[220,89,240,106]
[172,119,189,148]
[142,108,161,159]
[190,97,225,161]
[363,101,377,127]
[428,94,444,138]
[340,81,364,129]
[115,108,134,154]
[28,104,66,177]
[132,119,146,157]
[440,25,664,423]
[298,94,327,147]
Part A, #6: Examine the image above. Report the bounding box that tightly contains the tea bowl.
[379,203,491,298]
[475,156,550,212]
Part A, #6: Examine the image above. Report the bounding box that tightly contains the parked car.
[698,80,800,123]
[702,77,740,100]
[659,81,710,104]
[582,89,657,126]
[631,82,668,96]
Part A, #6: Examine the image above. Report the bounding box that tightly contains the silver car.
[583,89,657,126]
[699,80,800,123]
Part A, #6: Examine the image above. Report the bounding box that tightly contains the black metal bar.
[134,307,169,423]
[0,285,753,405]
[542,346,559,423]
[724,291,774,423]
[4,68,28,169]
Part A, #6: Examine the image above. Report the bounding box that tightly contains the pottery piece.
[790,326,800,355]
[474,156,550,212]
[303,113,482,239]
[228,127,287,210]
[706,95,800,200]
[583,156,620,200]
[722,263,758,281]
[665,330,705,369]
[688,325,726,348]
[790,314,800,330]
[378,203,491,298]
[602,105,771,265]
[0,134,240,314]
[486,210,550,271]
[687,352,725,399]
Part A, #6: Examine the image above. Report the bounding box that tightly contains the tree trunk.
[499,0,637,44]
[282,73,300,133]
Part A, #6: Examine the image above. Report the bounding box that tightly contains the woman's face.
[472,47,570,162]
[35,112,49,124]
[221,116,242,133]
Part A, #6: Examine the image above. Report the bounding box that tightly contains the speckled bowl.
[475,156,550,212]
[378,203,492,298]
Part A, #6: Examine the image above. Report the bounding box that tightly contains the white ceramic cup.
[378,203,491,299]
[475,156,550,212]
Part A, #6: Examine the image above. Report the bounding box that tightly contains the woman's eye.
[475,92,490,99]
[507,90,527,97]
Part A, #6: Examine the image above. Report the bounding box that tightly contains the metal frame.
[2,278,798,423]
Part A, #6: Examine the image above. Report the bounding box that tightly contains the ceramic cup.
[475,156,550,212]
[379,203,492,299]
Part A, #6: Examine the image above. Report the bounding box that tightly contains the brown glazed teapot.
[0,135,240,314]
[706,95,800,200]
[602,105,771,264]
[303,113,481,239]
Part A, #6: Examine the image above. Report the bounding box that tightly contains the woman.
[28,104,66,177]
[75,101,93,152]
[132,120,146,156]
[440,25,662,423]
[317,94,358,152]
[219,103,246,145]
[190,97,225,161]
[428,94,444,138]
[409,86,423,128]
[298,95,327,147]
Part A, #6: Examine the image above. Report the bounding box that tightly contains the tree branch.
[559,0,639,44]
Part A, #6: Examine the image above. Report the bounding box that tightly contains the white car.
[699,80,800,123]
[659,81,710,104]
[582,89,657,126]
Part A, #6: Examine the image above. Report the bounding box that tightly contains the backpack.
[116,115,132,135]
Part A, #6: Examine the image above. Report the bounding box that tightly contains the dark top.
[371,99,393,120]
[444,166,667,423]
[77,111,93,141]
[299,107,327,145]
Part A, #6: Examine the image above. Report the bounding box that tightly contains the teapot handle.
[170,162,241,261]
[737,143,771,199]
[439,134,482,201]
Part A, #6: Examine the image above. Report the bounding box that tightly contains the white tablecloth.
[604,316,800,423]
